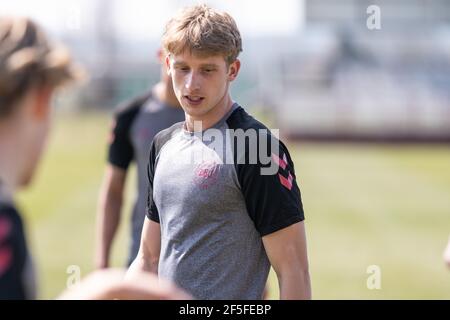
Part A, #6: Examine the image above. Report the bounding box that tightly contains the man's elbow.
[105,185,124,205]
[274,251,311,299]
[298,269,312,299]
[97,187,124,216]
[276,270,311,300]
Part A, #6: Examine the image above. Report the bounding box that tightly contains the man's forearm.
[95,196,122,268]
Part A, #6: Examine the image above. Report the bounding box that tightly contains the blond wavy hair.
[0,17,82,117]
[162,4,242,65]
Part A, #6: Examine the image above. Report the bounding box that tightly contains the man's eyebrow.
[173,61,187,67]
[200,64,219,68]
[172,62,219,68]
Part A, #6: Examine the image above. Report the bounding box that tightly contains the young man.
[95,50,184,268]
[127,4,311,299]
[0,16,190,300]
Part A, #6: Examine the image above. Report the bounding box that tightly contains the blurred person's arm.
[94,165,127,269]
[95,103,137,269]
[262,222,311,300]
[58,268,191,300]
[126,219,161,278]
[444,235,450,268]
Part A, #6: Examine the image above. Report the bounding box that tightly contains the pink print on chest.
[194,160,220,190]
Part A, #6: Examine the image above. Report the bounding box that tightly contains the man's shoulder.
[152,122,185,153]
[226,105,290,166]
[226,105,271,132]
[226,105,279,144]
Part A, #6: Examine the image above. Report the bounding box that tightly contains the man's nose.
[185,71,201,92]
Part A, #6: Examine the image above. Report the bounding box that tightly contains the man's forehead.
[169,51,226,66]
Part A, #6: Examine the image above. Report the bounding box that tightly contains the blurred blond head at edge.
[0,16,191,300]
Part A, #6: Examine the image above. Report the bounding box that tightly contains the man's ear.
[227,59,241,81]
[31,86,53,120]
[165,54,172,76]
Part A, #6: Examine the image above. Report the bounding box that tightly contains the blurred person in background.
[94,49,184,269]
[0,16,190,300]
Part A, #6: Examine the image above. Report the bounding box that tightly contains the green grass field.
[17,112,450,299]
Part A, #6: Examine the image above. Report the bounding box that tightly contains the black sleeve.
[144,123,183,223]
[146,141,160,223]
[107,104,141,170]
[0,206,27,299]
[236,136,305,237]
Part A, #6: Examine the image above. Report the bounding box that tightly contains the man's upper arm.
[262,221,309,274]
[139,218,161,263]
[236,136,305,236]
[136,140,161,272]
[103,164,127,195]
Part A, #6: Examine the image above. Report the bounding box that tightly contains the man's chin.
[183,105,208,118]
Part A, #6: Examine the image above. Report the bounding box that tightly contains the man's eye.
[175,66,189,72]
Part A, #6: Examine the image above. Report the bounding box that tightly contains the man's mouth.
[184,95,205,105]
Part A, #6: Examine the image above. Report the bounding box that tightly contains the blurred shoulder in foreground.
[58,269,192,300]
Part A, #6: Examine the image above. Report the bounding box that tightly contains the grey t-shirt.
[147,104,304,299]
[108,91,185,264]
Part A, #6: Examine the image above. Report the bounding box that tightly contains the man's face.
[19,85,53,187]
[167,50,239,119]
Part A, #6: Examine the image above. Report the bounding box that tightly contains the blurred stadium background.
[2,0,450,298]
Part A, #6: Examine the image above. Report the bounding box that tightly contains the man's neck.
[185,94,234,132]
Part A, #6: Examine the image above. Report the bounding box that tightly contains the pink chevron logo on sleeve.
[272,153,288,170]
[278,172,293,190]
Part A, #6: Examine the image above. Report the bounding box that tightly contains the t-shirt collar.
[182,102,239,137]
